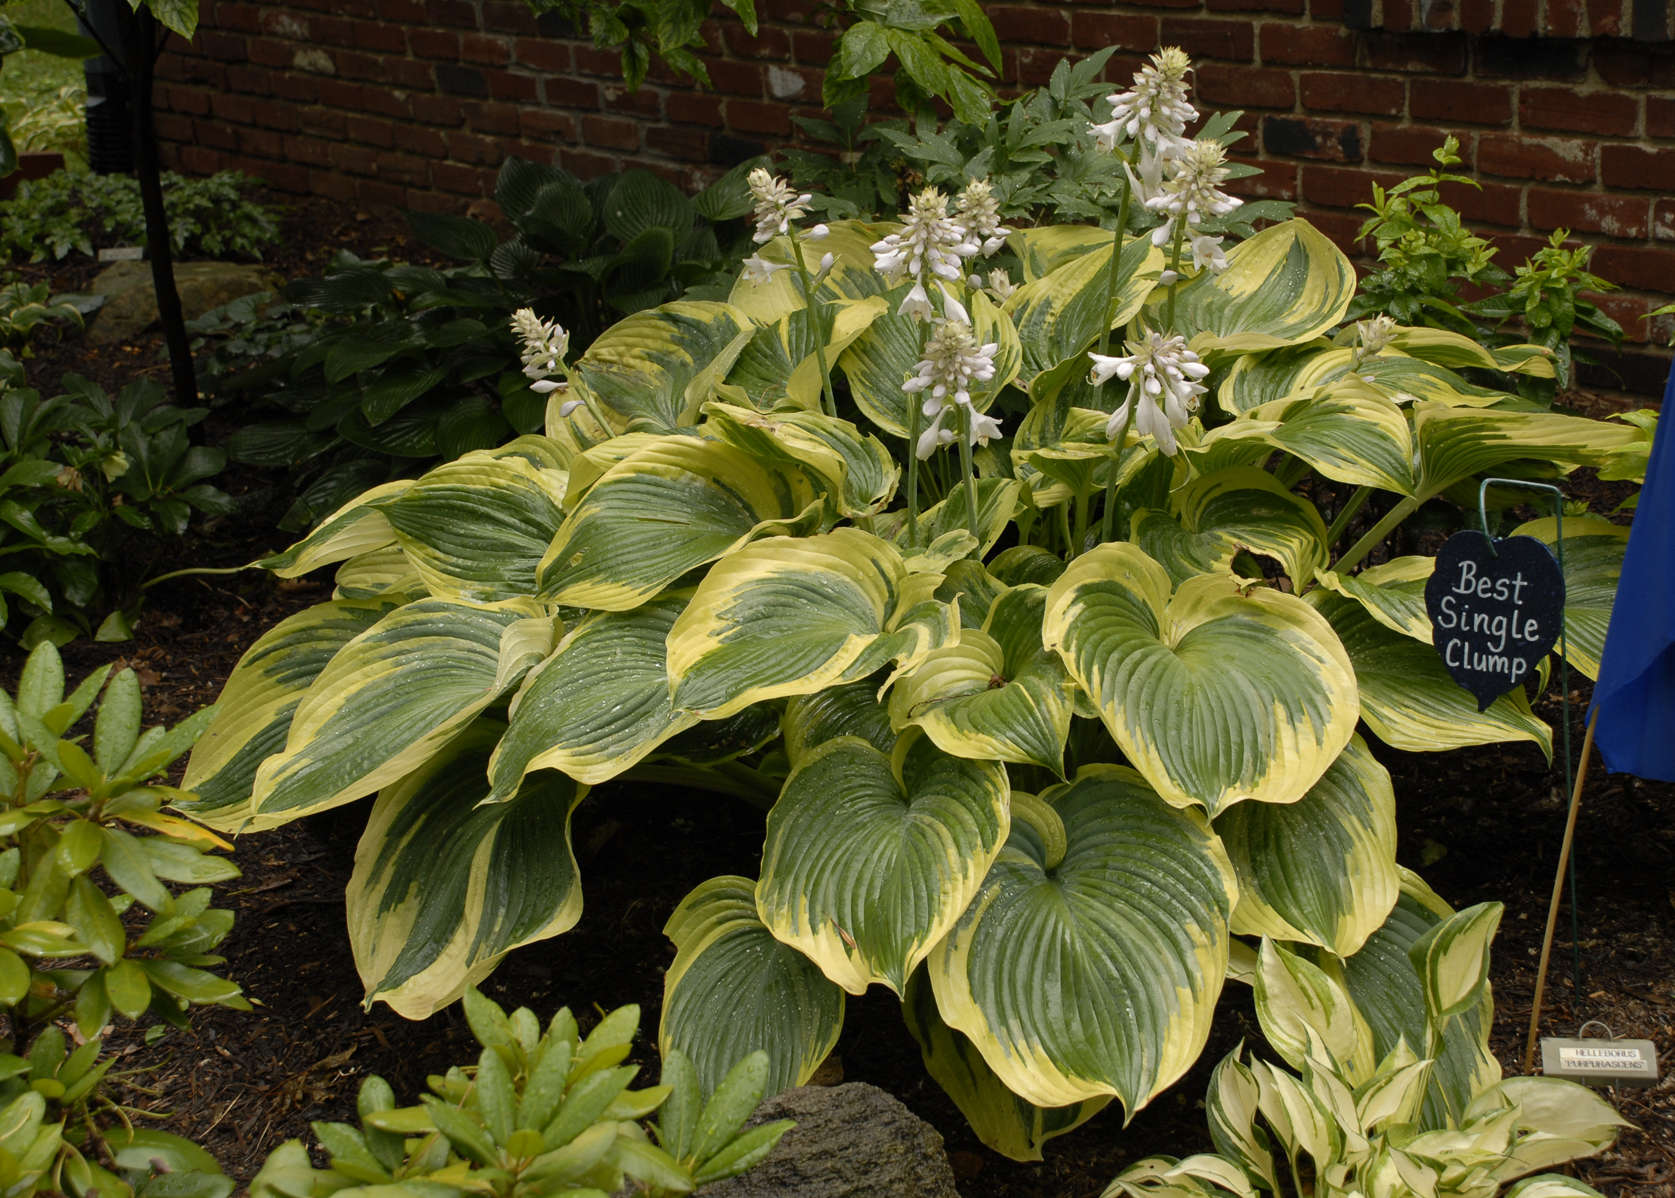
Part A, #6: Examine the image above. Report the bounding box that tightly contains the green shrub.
[0,169,279,261]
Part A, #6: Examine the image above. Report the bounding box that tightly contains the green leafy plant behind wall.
[176,50,1645,1161]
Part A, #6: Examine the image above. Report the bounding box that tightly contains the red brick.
[1434,179,1522,228]
[1585,0,1626,35]
[209,92,255,123]
[572,46,625,78]
[725,98,792,136]
[1593,43,1653,87]
[1301,206,1366,253]
[1262,115,1364,161]
[1600,144,1675,191]
[154,112,195,143]
[395,124,449,157]
[283,134,335,167]
[1408,79,1512,126]
[1195,63,1295,109]
[411,94,465,125]
[162,84,211,116]
[1593,292,1655,346]
[647,125,712,162]
[1228,156,1299,198]
[1545,0,1586,37]
[1476,134,1595,184]
[1300,71,1404,116]
[1362,32,1467,74]
[558,147,624,180]
[723,22,791,57]
[462,100,523,136]
[1519,87,1638,136]
[1460,0,1494,28]
[1500,1,1538,35]
[175,145,223,175]
[482,0,541,35]
[514,37,570,73]
[1206,0,1304,11]
[370,151,431,187]
[1157,17,1255,60]
[668,93,725,128]
[1069,12,1159,49]
[461,33,514,66]
[1300,162,1406,210]
[1655,197,1675,241]
[346,114,396,149]
[1647,96,1675,139]
[704,57,766,96]
[579,114,641,152]
[251,103,299,133]
[1258,21,1354,66]
[430,0,478,28]
[298,107,347,138]
[238,127,285,159]
[543,76,602,108]
[1590,244,1675,292]
[246,39,292,69]
[1526,188,1649,240]
[518,108,577,141]
[256,8,308,37]
[985,4,1071,43]
[356,179,412,211]
[484,70,540,103]
[350,19,407,53]
[216,3,262,33]
[789,28,838,62]
[599,84,663,118]
[1368,123,1464,167]
[313,171,357,203]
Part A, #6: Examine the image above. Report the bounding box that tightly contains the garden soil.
[9,196,1673,1198]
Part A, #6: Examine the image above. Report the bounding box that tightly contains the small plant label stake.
[1541,1022,1661,1089]
[1424,530,1564,710]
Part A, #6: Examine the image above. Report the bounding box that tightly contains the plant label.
[1424,531,1564,711]
[1540,1036,1660,1087]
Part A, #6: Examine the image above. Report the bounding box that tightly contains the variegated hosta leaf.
[1468,1075,1627,1180]
[666,528,953,719]
[1502,1176,1607,1198]
[333,544,425,601]
[1205,1052,1281,1192]
[902,967,1111,1162]
[936,559,1010,629]
[246,599,554,830]
[346,723,586,1019]
[660,875,847,1097]
[928,766,1238,1110]
[889,584,1073,774]
[1131,467,1329,589]
[1010,225,1118,281]
[1219,345,1516,416]
[1313,557,1435,644]
[756,732,1010,994]
[536,436,824,611]
[1388,327,1555,377]
[1251,938,1376,1084]
[375,454,568,601]
[723,297,888,412]
[1337,869,1501,1130]
[1409,901,1502,1022]
[568,300,755,430]
[1511,516,1628,681]
[1215,735,1398,958]
[703,402,899,519]
[487,593,695,795]
[178,598,399,829]
[1005,233,1160,385]
[559,430,669,506]
[988,546,1066,588]
[725,222,898,320]
[1311,592,1551,755]
[839,290,1021,438]
[1413,402,1644,497]
[1044,543,1357,815]
[1206,384,1417,496]
[1166,220,1355,356]
[865,476,1021,562]
[782,680,897,767]
[256,480,412,577]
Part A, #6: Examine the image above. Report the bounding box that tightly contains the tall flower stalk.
[511,308,615,439]
[748,168,837,416]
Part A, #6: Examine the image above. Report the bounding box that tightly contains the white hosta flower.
[511,307,569,383]
[1094,47,1197,150]
[1189,233,1228,274]
[1357,314,1399,357]
[955,179,1012,257]
[915,403,1005,459]
[741,254,789,285]
[899,281,936,321]
[1088,330,1208,457]
[747,168,814,245]
[979,268,1016,301]
[1146,138,1242,271]
[871,187,979,288]
[903,319,999,416]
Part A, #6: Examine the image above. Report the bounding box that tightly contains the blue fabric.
[1588,360,1675,781]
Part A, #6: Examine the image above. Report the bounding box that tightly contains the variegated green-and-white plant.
[175,47,1646,1161]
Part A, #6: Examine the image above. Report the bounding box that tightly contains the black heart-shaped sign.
[1424,531,1566,712]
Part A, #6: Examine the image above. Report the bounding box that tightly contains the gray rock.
[698,1082,961,1198]
[88,259,278,345]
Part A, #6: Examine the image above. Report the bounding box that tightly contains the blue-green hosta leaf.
[375,454,568,601]
[1131,467,1329,589]
[1413,402,1644,498]
[928,767,1237,1109]
[256,480,412,577]
[839,290,1020,438]
[703,402,899,519]
[1510,516,1627,682]
[1004,234,1159,387]
[1166,220,1355,356]
[666,528,954,719]
[888,584,1073,774]
[178,599,400,830]
[1199,384,1417,496]
[660,875,846,1097]
[782,680,897,767]
[1311,592,1551,756]
[347,723,586,1019]
[1215,735,1398,958]
[1312,557,1435,644]
[756,732,1009,995]
[1044,544,1357,815]
[488,593,696,794]
[1337,869,1500,1130]
[246,599,554,829]
[902,968,1110,1162]
[536,436,824,611]
[569,301,756,431]
[722,297,887,412]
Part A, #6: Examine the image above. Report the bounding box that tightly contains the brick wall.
[154,0,1675,391]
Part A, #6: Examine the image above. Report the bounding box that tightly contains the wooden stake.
[1523,708,1600,1075]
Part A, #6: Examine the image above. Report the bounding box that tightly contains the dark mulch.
[6,192,1672,1198]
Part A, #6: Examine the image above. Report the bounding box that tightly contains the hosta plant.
[178,50,1644,1160]
[0,641,244,1198]
[251,987,790,1198]
[1105,882,1625,1198]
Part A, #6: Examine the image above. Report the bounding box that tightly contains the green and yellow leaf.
[1131,467,1329,589]
[569,300,756,430]
[1511,516,1627,681]
[1166,220,1355,356]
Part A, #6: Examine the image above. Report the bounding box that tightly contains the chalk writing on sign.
[1423,531,1565,711]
